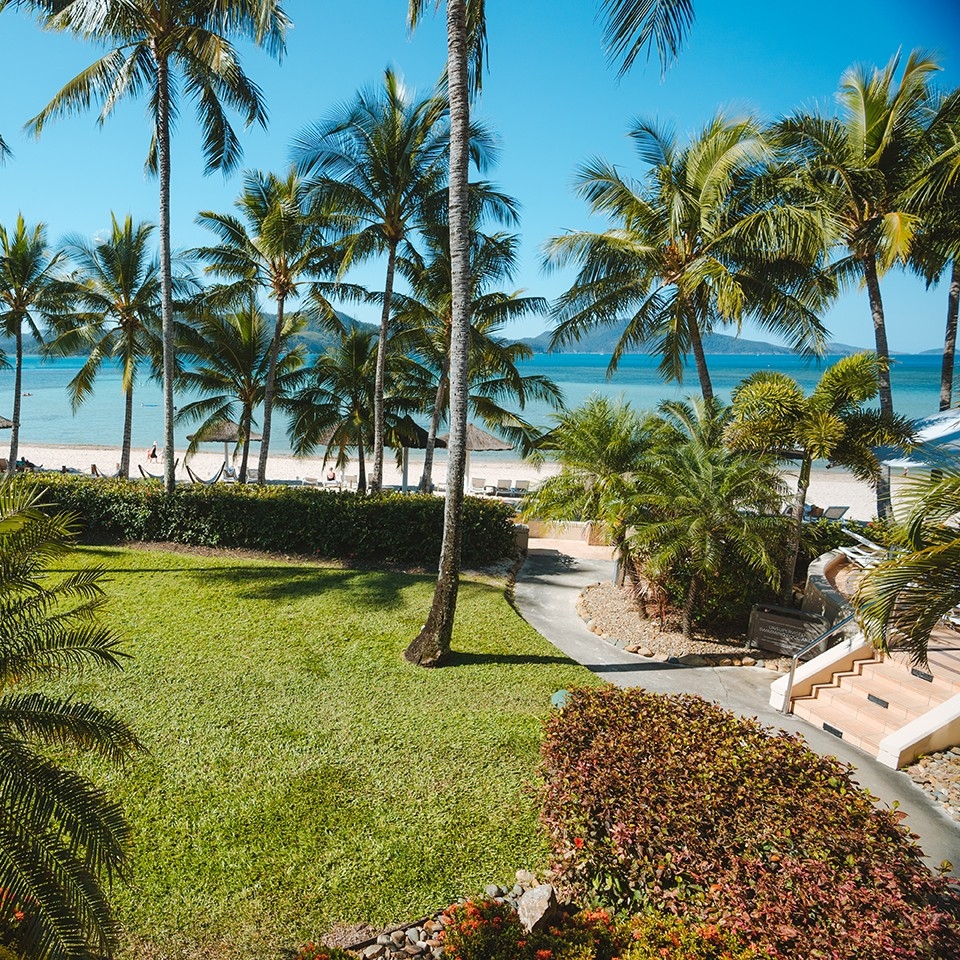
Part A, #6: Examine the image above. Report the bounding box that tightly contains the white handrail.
[781,613,858,714]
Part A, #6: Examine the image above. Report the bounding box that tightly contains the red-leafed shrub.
[440,899,755,960]
[539,686,960,959]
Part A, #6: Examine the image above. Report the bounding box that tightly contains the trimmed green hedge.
[28,476,517,567]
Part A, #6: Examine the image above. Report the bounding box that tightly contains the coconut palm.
[192,167,345,484]
[14,0,290,492]
[285,325,419,492]
[175,301,307,483]
[0,215,66,474]
[292,69,459,494]
[0,133,9,162]
[546,112,832,399]
[392,225,560,491]
[854,466,960,667]
[628,397,788,639]
[402,0,699,666]
[726,353,915,599]
[775,51,941,514]
[904,88,960,410]
[47,214,183,480]
[0,478,142,960]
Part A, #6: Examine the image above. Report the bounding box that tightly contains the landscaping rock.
[364,945,385,959]
[484,883,503,898]
[517,883,558,933]
[515,869,537,885]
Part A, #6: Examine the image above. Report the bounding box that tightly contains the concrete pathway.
[514,539,960,871]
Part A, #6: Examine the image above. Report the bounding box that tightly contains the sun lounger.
[185,462,226,485]
[344,474,357,491]
[511,479,531,496]
[495,479,513,496]
[469,477,487,495]
[821,505,850,520]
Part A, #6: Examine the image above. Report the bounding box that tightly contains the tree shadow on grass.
[67,547,426,610]
[444,650,579,668]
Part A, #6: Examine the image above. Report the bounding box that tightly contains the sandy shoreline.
[14,440,914,523]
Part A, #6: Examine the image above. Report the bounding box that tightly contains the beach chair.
[495,479,512,496]
[469,477,487,495]
[344,474,357,491]
[302,476,320,487]
[821,505,850,520]
[185,462,226,485]
[246,467,259,483]
[511,479,530,496]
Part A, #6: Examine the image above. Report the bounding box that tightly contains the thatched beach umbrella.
[187,420,262,465]
[439,423,514,491]
[0,416,13,430]
[390,415,447,493]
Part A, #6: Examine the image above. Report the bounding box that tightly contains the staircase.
[790,634,960,764]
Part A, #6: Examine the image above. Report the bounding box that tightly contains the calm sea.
[0,352,948,457]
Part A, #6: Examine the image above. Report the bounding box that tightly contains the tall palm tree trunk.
[862,256,893,518]
[120,379,134,479]
[687,317,713,401]
[940,260,959,411]
[371,244,398,494]
[156,53,177,495]
[239,405,253,483]
[357,440,366,493]
[8,325,23,475]
[418,364,448,493]
[405,0,470,666]
[257,293,285,485]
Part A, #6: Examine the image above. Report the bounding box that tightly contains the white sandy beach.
[14,439,921,523]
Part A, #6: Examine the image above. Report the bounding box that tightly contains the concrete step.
[842,664,959,716]
[792,694,897,755]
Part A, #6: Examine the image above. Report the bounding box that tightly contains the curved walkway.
[514,539,960,871]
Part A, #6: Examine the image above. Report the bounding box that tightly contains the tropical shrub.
[0,480,142,960]
[539,686,960,959]
[440,899,755,960]
[28,476,516,567]
[296,945,357,960]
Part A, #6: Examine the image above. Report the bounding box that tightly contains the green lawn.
[44,545,596,960]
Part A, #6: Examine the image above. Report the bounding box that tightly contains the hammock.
[138,458,178,480]
[185,461,226,485]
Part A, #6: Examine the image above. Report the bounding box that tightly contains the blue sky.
[0,0,958,351]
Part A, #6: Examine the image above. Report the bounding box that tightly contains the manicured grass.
[43,545,596,960]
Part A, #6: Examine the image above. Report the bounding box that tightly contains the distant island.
[516,325,867,356]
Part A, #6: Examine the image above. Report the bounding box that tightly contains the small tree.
[0,479,142,959]
[727,352,915,599]
[629,398,788,638]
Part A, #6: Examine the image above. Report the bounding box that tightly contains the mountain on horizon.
[516,325,868,357]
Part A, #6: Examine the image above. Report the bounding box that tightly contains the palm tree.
[392,225,560,492]
[15,0,290,493]
[776,51,941,513]
[0,132,9,162]
[628,397,788,639]
[905,88,960,411]
[285,325,417,492]
[192,167,344,484]
[47,214,175,480]
[546,112,832,399]
[402,0,698,666]
[0,215,65,474]
[175,302,307,483]
[726,353,915,599]
[292,69,459,494]
[522,394,651,571]
[854,465,960,667]
[0,478,142,960]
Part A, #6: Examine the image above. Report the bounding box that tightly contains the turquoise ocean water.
[0,352,948,458]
